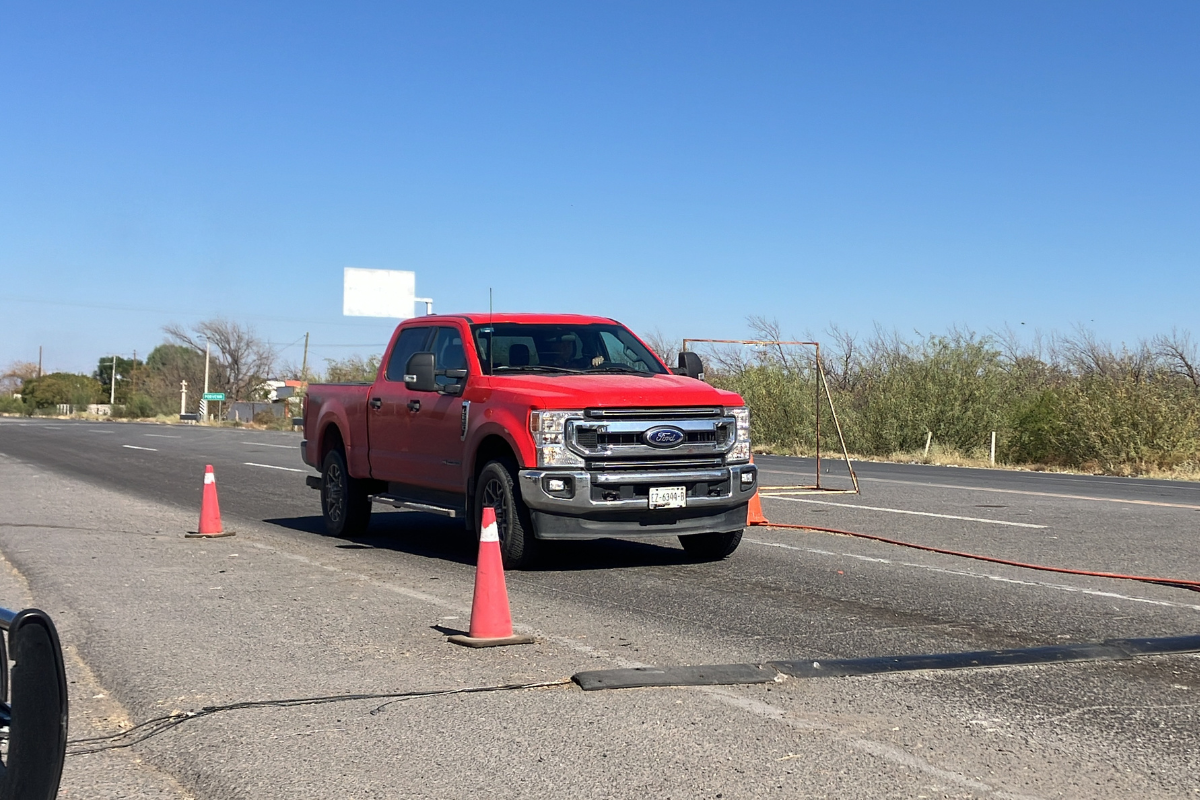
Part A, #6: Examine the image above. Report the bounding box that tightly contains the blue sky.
[2,2,1197,374]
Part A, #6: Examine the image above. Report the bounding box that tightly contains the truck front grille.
[568,413,736,460]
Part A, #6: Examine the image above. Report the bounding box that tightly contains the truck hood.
[488,373,744,409]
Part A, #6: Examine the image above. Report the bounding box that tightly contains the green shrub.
[0,395,28,414]
[19,373,103,409]
[709,327,1200,475]
[116,394,158,419]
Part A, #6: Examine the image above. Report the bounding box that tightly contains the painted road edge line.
[121,445,158,451]
[760,494,1046,528]
[241,442,295,448]
[758,468,1200,511]
[244,462,306,472]
[572,634,1200,690]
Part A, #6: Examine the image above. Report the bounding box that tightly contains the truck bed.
[302,382,373,475]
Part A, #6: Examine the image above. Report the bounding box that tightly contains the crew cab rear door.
[367,325,434,481]
[405,325,471,492]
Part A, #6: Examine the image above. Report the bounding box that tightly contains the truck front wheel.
[476,459,538,569]
[679,529,743,561]
[321,449,372,538]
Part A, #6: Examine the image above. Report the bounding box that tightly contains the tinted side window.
[385,327,433,382]
[431,327,467,387]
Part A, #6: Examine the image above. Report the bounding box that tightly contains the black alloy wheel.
[475,459,538,569]
[321,449,372,538]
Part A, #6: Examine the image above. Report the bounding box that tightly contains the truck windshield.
[472,323,669,376]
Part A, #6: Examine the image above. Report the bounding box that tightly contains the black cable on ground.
[66,678,572,756]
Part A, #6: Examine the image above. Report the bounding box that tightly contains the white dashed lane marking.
[244,462,306,472]
[121,445,158,452]
[745,537,1200,613]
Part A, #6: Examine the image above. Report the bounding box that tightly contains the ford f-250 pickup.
[301,313,756,568]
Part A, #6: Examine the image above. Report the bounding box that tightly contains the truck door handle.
[407,399,421,412]
[369,397,382,410]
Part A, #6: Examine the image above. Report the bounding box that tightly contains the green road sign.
[202,392,226,401]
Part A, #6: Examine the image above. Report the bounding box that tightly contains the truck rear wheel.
[322,449,372,538]
[679,529,743,561]
[476,459,538,569]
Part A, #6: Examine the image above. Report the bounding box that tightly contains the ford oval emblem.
[644,426,686,448]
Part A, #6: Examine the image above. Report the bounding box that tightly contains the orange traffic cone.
[448,507,534,648]
[186,465,235,538]
[747,455,770,526]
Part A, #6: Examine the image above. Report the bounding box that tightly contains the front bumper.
[518,463,757,540]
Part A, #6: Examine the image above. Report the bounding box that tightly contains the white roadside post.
[200,337,211,421]
[924,431,932,459]
[109,355,117,405]
[990,431,997,466]
[180,380,188,416]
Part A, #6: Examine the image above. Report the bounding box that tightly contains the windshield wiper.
[586,366,657,376]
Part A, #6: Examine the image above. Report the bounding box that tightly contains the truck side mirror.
[676,351,705,380]
[404,353,437,392]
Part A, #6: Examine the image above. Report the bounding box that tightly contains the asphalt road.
[0,417,1197,798]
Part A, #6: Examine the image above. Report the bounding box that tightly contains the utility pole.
[132,350,137,395]
[110,355,117,405]
[301,332,310,382]
[180,380,188,416]
[37,346,43,378]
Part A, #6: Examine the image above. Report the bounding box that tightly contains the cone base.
[185,531,236,538]
[447,634,535,649]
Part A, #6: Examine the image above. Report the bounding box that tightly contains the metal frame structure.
[681,338,859,495]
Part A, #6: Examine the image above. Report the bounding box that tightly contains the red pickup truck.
[301,313,756,567]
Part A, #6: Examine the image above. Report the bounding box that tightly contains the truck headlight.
[725,405,750,463]
[530,409,585,467]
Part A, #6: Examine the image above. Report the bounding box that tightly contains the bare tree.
[746,315,807,375]
[1154,328,1200,389]
[163,319,278,401]
[822,324,860,391]
[642,328,681,370]
[0,361,39,395]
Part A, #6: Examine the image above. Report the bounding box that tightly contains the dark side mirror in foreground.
[0,606,68,800]
[404,352,438,392]
[676,351,705,380]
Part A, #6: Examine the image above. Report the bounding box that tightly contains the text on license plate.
[649,486,687,509]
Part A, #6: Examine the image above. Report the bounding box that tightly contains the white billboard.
[342,268,416,318]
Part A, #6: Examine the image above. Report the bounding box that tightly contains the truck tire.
[476,459,538,569]
[679,529,743,561]
[322,449,372,538]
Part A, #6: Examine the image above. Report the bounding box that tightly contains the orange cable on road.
[751,520,1200,594]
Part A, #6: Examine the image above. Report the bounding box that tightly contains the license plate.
[649,486,687,510]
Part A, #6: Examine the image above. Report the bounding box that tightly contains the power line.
[1,296,391,329]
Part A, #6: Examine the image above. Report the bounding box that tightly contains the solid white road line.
[121,445,158,451]
[241,441,294,448]
[744,537,1200,613]
[144,434,181,438]
[244,462,305,472]
[761,494,1047,528]
[758,468,1200,511]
